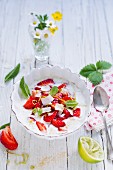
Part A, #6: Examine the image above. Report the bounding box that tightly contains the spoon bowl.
[93,86,109,112]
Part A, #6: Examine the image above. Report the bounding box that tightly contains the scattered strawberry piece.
[51,119,66,128]
[73,108,81,117]
[34,101,42,108]
[43,111,58,122]
[63,109,72,118]
[37,79,54,86]
[0,126,18,150]
[23,96,39,109]
[34,86,41,90]
[36,121,47,132]
[41,91,49,97]
[58,83,67,90]
[62,96,72,101]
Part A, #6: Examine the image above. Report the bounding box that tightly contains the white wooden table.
[0,0,113,169]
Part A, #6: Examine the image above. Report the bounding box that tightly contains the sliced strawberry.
[58,83,67,90]
[51,119,66,128]
[54,93,63,99]
[23,96,39,109]
[37,79,54,86]
[34,100,42,108]
[41,91,49,97]
[73,108,81,117]
[62,96,72,101]
[34,86,41,90]
[63,109,72,118]
[43,111,58,122]
[0,126,18,150]
[36,121,47,132]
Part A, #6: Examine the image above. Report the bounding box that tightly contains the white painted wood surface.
[0,0,113,169]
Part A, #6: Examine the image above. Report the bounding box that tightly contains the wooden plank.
[7,0,67,170]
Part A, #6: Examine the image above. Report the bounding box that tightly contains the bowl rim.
[11,65,90,140]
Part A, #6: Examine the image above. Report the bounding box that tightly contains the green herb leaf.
[37,23,46,30]
[32,108,37,114]
[0,123,10,130]
[50,86,58,96]
[79,64,96,78]
[5,63,20,82]
[20,76,31,98]
[88,71,103,85]
[37,108,42,116]
[65,100,78,108]
[96,61,112,70]
[44,14,48,21]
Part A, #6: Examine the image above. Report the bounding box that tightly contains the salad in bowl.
[11,66,90,139]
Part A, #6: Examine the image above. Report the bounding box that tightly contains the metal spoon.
[93,86,113,160]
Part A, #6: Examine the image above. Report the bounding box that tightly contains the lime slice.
[78,136,104,163]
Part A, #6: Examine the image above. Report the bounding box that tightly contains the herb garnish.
[80,60,112,85]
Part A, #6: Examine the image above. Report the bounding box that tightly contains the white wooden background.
[0,0,113,169]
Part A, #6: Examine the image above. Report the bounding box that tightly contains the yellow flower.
[51,11,63,21]
[49,26,58,35]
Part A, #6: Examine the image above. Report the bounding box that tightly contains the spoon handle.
[102,112,113,160]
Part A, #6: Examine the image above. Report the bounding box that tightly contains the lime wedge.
[78,136,104,163]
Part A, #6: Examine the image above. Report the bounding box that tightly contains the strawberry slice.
[0,126,18,150]
[43,111,58,122]
[63,109,72,118]
[58,83,67,90]
[37,79,54,86]
[23,96,39,109]
[62,96,72,101]
[34,100,42,108]
[36,121,47,132]
[34,86,41,90]
[51,119,66,128]
[73,108,81,117]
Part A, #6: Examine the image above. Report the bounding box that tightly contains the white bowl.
[11,66,90,139]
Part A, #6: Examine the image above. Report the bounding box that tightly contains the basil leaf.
[65,100,78,108]
[50,86,58,96]
[79,64,96,78]
[37,108,42,116]
[88,71,103,85]
[0,123,10,130]
[5,63,20,82]
[96,61,112,70]
[20,76,31,98]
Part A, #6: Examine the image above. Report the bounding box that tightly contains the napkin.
[85,72,113,131]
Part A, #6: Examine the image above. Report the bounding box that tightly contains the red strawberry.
[0,126,18,150]
[51,119,66,128]
[62,96,72,101]
[54,93,63,99]
[37,79,54,86]
[35,101,42,108]
[23,96,39,109]
[34,86,41,90]
[73,108,81,117]
[41,91,49,97]
[63,109,72,118]
[36,121,47,132]
[58,83,67,90]
[43,111,58,122]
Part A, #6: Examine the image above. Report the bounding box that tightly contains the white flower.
[45,20,55,28]
[33,29,42,39]
[41,29,51,41]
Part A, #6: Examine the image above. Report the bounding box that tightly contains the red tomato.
[0,126,18,150]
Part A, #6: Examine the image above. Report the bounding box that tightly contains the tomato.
[0,126,18,150]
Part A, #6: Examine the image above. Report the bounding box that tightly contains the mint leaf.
[96,61,112,70]
[44,14,48,21]
[79,64,96,78]
[50,86,58,96]
[65,100,78,108]
[20,77,31,98]
[88,71,103,85]
[5,63,20,82]
[0,123,10,130]
[37,108,42,116]
[32,108,37,114]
